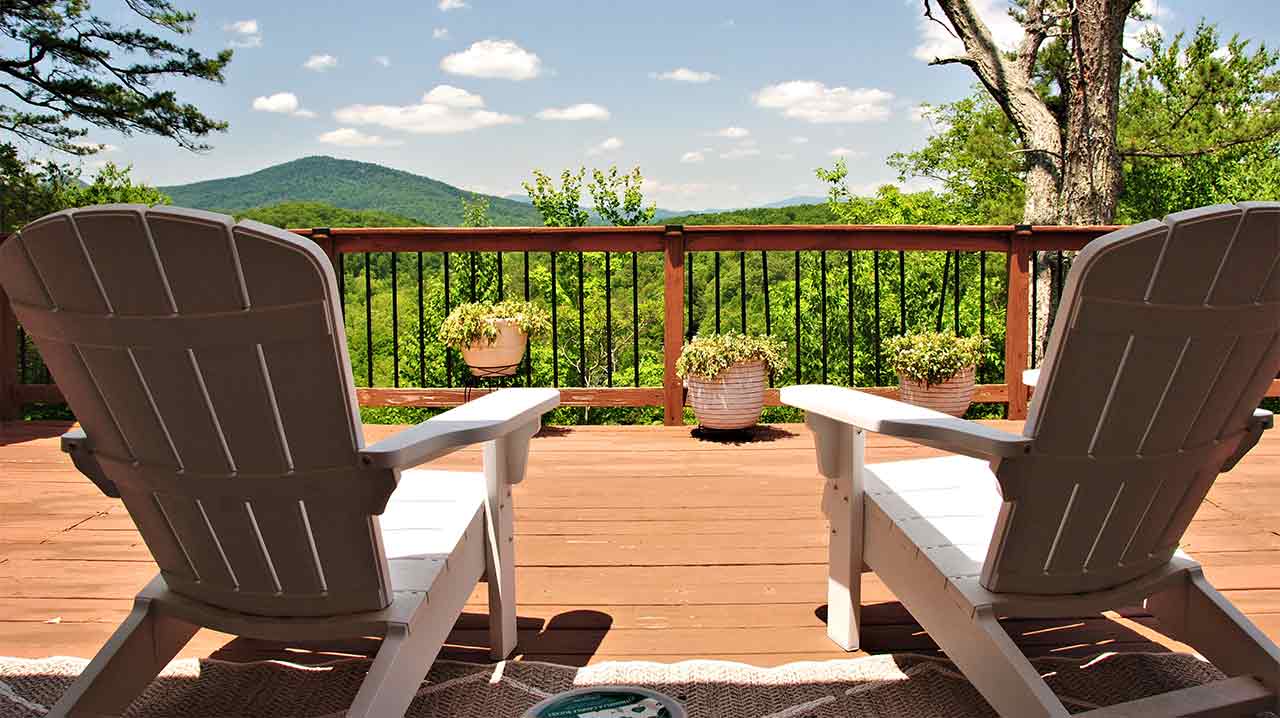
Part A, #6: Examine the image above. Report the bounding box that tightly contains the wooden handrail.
[2,223,1125,425]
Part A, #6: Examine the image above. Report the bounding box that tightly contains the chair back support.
[0,205,396,616]
[985,203,1280,594]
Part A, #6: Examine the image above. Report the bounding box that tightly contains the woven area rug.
[0,652,1273,717]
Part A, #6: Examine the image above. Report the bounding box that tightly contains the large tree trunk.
[1060,0,1130,224]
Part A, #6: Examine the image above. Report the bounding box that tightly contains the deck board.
[2,419,1278,667]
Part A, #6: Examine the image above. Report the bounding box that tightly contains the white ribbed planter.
[460,319,527,377]
[898,365,976,417]
[687,361,768,430]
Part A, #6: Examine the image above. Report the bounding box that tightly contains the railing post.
[663,225,686,426]
[310,228,339,271]
[0,284,17,421]
[1005,226,1033,420]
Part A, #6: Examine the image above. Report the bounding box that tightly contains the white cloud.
[753,81,893,123]
[651,67,719,83]
[303,54,338,71]
[776,153,795,161]
[224,19,262,48]
[439,0,468,9]
[680,150,706,163]
[441,39,541,80]
[1211,45,1231,60]
[714,126,750,138]
[909,105,931,124]
[829,147,863,157]
[912,0,1022,63]
[317,128,402,147]
[1125,0,1169,52]
[644,178,711,199]
[333,85,520,134]
[374,55,391,67]
[720,147,761,160]
[251,92,316,118]
[587,137,623,156]
[537,103,610,121]
[789,136,809,144]
[433,27,449,39]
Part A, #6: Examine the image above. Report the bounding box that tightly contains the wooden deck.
[2,420,1277,667]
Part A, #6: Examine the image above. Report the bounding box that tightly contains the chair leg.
[810,415,865,651]
[1148,569,1280,710]
[484,439,519,660]
[346,624,444,718]
[49,596,198,718]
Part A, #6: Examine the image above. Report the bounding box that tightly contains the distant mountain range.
[160,156,828,226]
[160,156,542,226]
[502,193,829,220]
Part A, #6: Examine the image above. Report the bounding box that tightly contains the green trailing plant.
[885,332,988,386]
[676,333,787,382]
[439,300,549,350]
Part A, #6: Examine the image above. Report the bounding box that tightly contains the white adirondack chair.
[0,205,560,718]
[783,203,1280,717]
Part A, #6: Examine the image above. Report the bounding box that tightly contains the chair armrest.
[1222,408,1274,471]
[781,384,1032,460]
[358,388,559,471]
[60,429,119,498]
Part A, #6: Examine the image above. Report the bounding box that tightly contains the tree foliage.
[523,168,589,227]
[588,166,656,226]
[0,0,231,153]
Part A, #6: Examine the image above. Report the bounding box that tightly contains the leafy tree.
[1,0,230,153]
[237,201,422,229]
[0,144,75,231]
[461,194,492,228]
[523,169,589,227]
[60,162,169,207]
[588,166,656,226]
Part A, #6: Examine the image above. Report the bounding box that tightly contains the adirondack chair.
[783,203,1280,717]
[0,205,560,718]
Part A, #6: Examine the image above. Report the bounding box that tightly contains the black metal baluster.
[686,252,694,338]
[605,251,613,387]
[524,251,531,386]
[497,251,504,300]
[391,254,399,387]
[847,250,854,386]
[631,251,640,387]
[794,250,801,384]
[551,251,559,386]
[364,253,373,387]
[936,250,950,332]
[874,251,882,384]
[954,251,961,335]
[17,327,26,384]
[820,250,828,383]
[469,251,477,302]
[577,252,585,386]
[761,251,771,336]
[979,251,987,336]
[337,254,346,318]
[898,250,906,334]
[1031,250,1038,368]
[739,251,747,334]
[444,252,453,387]
[417,252,425,386]
[714,251,721,333]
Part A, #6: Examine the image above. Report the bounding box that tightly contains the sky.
[53,0,1280,211]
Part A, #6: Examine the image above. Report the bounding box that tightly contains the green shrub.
[676,332,787,381]
[885,332,988,386]
[439,300,549,350]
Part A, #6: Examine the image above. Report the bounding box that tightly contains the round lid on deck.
[523,686,686,718]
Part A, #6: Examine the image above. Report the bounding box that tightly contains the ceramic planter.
[687,360,767,430]
[460,319,527,377]
[897,365,976,417]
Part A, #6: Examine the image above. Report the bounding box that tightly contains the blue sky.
[64,0,1280,210]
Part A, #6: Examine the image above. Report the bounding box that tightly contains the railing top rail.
[287,223,1123,254]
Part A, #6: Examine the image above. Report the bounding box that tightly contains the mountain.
[160,156,542,226]
[759,195,827,208]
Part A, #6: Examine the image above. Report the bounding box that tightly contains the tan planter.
[687,361,768,430]
[460,319,527,377]
[898,365,976,417]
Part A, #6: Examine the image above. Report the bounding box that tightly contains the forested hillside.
[160,156,542,226]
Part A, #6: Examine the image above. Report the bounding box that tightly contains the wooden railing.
[0,223,1132,425]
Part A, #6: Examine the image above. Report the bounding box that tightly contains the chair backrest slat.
[0,206,393,617]
[984,203,1280,595]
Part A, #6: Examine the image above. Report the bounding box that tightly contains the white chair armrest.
[60,428,119,497]
[359,388,559,471]
[781,384,1032,460]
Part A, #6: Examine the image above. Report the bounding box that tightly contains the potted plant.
[440,300,549,376]
[676,333,787,430]
[885,332,989,417]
